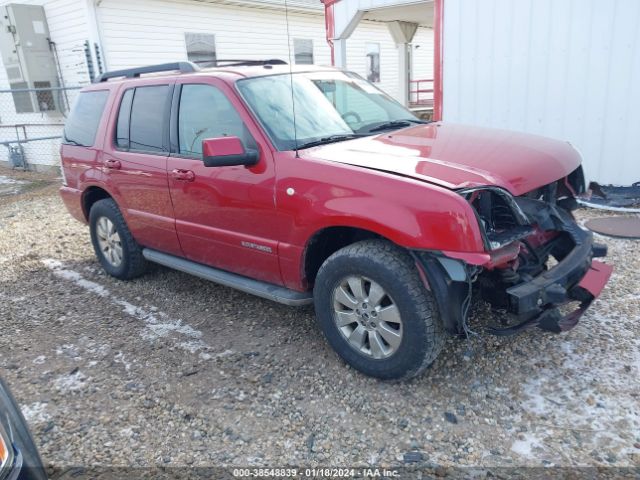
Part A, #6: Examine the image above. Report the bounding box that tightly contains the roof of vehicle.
[84,62,341,91]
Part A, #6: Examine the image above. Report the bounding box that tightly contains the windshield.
[237,71,423,150]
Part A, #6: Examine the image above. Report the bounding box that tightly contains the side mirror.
[202,136,258,167]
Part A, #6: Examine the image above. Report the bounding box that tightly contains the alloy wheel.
[96,216,123,267]
[332,275,403,359]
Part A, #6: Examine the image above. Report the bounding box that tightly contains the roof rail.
[212,59,287,67]
[94,62,200,83]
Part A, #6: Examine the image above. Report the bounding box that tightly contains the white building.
[326,0,640,186]
[0,0,433,170]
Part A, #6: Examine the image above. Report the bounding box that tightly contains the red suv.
[60,61,612,379]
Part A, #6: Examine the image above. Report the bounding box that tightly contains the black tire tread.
[89,198,147,280]
[315,239,444,380]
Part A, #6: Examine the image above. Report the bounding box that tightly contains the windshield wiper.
[296,134,364,150]
[363,119,429,134]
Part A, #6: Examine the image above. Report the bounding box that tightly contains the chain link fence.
[0,86,81,171]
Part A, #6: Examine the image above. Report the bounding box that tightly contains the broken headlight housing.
[459,186,533,251]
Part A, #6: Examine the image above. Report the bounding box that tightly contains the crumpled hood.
[303,123,582,196]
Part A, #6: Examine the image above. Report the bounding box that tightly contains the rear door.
[102,81,182,255]
[166,79,281,284]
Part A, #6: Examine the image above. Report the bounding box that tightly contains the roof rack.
[212,59,287,67]
[94,62,200,83]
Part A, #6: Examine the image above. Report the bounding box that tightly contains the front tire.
[89,198,147,280]
[313,240,444,380]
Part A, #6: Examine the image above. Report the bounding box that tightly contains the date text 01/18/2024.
[232,468,400,478]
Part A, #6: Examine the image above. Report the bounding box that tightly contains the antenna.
[283,0,300,157]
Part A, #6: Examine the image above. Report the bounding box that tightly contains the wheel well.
[304,227,382,286]
[82,187,111,220]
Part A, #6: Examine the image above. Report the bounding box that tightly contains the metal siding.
[442,0,640,185]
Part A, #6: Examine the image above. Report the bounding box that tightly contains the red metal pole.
[322,0,337,65]
[433,0,444,120]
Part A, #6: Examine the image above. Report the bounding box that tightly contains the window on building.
[129,85,170,153]
[178,84,255,156]
[63,90,109,146]
[366,43,380,83]
[115,89,134,149]
[185,33,217,67]
[294,38,314,65]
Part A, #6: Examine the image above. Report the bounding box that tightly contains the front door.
[166,80,282,285]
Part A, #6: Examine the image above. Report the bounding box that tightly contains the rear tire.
[313,240,444,380]
[89,198,147,280]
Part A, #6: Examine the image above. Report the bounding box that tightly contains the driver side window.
[178,84,256,156]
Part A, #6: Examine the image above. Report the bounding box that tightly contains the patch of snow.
[511,434,542,457]
[114,351,131,371]
[42,259,210,355]
[43,259,110,297]
[54,370,89,393]
[119,426,136,438]
[217,349,235,358]
[520,304,640,463]
[0,176,24,185]
[32,355,46,365]
[21,402,51,424]
[55,343,82,360]
[179,340,208,354]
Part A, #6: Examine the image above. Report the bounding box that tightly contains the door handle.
[104,159,121,170]
[171,169,195,182]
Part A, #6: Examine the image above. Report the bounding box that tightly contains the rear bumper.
[59,186,86,224]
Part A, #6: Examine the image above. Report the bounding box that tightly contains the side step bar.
[142,249,313,307]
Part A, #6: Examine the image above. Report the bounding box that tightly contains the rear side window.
[63,90,109,146]
[130,85,169,152]
[116,85,169,153]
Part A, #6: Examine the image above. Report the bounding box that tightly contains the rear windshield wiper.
[363,119,429,134]
[296,134,364,150]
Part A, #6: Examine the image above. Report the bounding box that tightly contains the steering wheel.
[341,111,362,128]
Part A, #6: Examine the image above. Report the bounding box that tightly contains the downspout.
[321,0,338,66]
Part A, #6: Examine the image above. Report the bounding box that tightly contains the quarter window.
[178,84,255,156]
[129,85,170,153]
[115,89,133,149]
[63,90,109,146]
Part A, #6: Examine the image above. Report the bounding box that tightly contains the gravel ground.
[0,167,639,477]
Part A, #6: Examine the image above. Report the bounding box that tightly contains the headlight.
[0,421,16,480]
[458,186,532,251]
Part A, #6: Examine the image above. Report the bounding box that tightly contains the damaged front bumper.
[414,203,613,337]
[488,223,612,336]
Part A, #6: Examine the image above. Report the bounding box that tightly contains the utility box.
[0,4,60,113]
